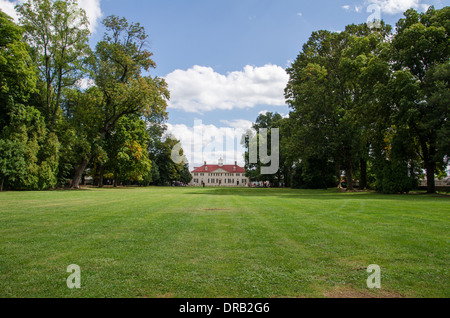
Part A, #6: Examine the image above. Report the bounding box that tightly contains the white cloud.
[78,0,102,33]
[165,64,289,114]
[220,119,253,131]
[0,0,22,21]
[297,12,303,17]
[366,0,431,14]
[342,4,352,11]
[0,0,102,33]
[342,4,368,13]
[76,78,95,90]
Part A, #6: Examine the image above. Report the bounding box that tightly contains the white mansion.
[190,158,249,187]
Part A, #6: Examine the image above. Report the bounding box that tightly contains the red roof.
[192,164,246,174]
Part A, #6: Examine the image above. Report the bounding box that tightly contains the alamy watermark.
[63,263,380,291]
[367,264,381,289]
[67,264,81,289]
[171,120,280,175]
[367,2,382,29]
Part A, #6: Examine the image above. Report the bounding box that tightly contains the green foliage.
[60,14,170,188]
[0,138,26,192]
[0,10,59,191]
[291,157,337,189]
[17,0,91,127]
[387,6,450,193]
[2,3,449,193]
[243,112,285,185]
[91,15,169,127]
[285,7,449,194]
[0,9,37,130]
[179,163,193,185]
[285,25,392,190]
[376,160,413,194]
[148,128,186,186]
[104,116,152,184]
[0,105,58,190]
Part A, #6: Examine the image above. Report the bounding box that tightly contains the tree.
[68,15,169,188]
[339,23,393,190]
[17,0,91,128]
[286,30,353,189]
[179,163,193,185]
[285,23,396,191]
[0,9,37,130]
[148,135,185,186]
[0,104,59,191]
[103,115,152,187]
[0,138,26,192]
[390,6,450,193]
[243,112,283,185]
[0,10,58,191]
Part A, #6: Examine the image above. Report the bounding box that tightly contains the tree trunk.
[114,173,119,188]
[345,161,354,191]
[410,161,417,189]
[0,176,4,192]
[360,158,368,190]
[336,162,341,188]
[72,158,90,189]
[426,161,436,194]
[99,165,104,188]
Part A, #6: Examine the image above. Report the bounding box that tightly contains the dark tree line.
[0,0,191,191]
[245,7,449,194]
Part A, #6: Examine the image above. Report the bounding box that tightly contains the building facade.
[190,159,249,187]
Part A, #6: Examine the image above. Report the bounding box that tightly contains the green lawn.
[0,187,448,298]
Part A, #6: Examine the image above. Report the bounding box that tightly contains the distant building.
[419,177,450,187]
[190,158,249,187]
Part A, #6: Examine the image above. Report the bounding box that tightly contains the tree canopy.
[0,2,186,191]
[244,6,449,194]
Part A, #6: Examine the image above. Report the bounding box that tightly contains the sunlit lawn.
[0,187,448,298]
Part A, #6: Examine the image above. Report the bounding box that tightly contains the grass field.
[0,187,448,298]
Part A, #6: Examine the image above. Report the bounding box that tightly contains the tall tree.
[391,6,450,193]
[17,0,91,128]
[0,10,58,191]
[103,115,152,187]
[0,104,59,191]
[286,30,353,189]
[68,15,169,188]
[243,112,283,185]
[285,23,395,191]
[148,135,186,186]
[0,10,36,130]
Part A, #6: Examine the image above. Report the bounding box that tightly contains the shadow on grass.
[185,187,447,201]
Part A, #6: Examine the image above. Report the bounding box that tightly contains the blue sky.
[1,0,446,166]
[89,0,445,127]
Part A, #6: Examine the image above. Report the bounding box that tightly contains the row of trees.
[245,7,449,194]
[0,0,191,191]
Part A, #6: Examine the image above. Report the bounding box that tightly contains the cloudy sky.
[1,0,446,168]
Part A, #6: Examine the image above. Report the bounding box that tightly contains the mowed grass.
[0,187,448,298]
